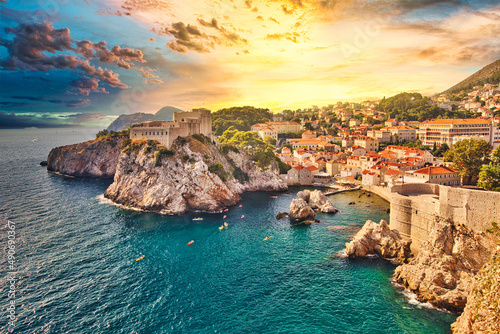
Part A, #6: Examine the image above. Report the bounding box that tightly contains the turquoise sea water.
[0,128,457,333]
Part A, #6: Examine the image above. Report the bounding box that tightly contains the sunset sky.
[1,0,500,128]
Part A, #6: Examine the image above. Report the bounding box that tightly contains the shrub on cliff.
[208,162,229,181]
[233,166,249,183]
[154,148,174,166]
[121,138,132,149]
[96,129,130,139]
[191,134,205,143]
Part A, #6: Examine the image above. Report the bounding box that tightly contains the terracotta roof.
[305,166,319,171]
[385,169,404,175]
[425,118,490,125]
[414,166,458,175]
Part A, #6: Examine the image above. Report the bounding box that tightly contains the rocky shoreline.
[47,136,125,178]
[47,135,287,215]
[345,217,498,332]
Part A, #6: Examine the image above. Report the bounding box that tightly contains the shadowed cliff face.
[451,246,500,333]
[104,136,287,215]
[393,219,494,313]
[47,137,125,178]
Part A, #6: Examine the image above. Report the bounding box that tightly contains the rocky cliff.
[345,217,496,316]
[393,219,493,312]
[345,219,411,264]
[451,246,500,333]
[104,136,287,214]
[47,136,125,178]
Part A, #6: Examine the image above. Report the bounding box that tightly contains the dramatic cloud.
[0,22,146,94]
[7,95,91,108]
[68,77,108,96]
[165,18,248,53]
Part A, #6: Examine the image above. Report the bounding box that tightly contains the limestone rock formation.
[47,136,125,178]
[276,212,288,219]
[309,190,339,213]
[345,219,411,264]
[104,136,287,215]
[451,246,500,333]
[296,189,338,213]
[288,198,315,222]
[393,220,493,312]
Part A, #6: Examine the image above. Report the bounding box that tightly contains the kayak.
[223,209,229,212]
[136,255,145,262]
[219,226,224,231]
[269,196,280,199]
[187,240,194,246]
[238,205,242,208]
[192,217,203,221]
[224,222,228,227]
[241,215,244,219]
[223,215,227,219]
[263,236,271,241]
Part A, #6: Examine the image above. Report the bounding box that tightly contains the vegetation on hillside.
[377,93,468,122]
[444,138,492,185]
[477,146,500,191]
[211,106,273,136]
[443,59,500,95]
[96,129,130,139]
[218,129,291,174]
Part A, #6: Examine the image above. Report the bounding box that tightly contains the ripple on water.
[0,129,457,334]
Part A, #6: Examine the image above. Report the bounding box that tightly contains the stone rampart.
[388,184,500,253]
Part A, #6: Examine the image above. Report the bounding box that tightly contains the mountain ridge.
[443,59,500,95]
[107,106,185,131]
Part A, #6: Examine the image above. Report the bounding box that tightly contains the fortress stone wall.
[130,108,212,149]
[388,184,500,253]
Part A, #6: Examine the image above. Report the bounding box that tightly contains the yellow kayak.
[263,236,271,241]
[219,226,224,231]
[224,222,228,227]
[136,255,145,262]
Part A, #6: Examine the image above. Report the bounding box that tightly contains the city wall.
[388,184,500,253]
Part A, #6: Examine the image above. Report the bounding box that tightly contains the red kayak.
[187,240,194,246]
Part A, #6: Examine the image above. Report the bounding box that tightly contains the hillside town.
[247,83,500,188]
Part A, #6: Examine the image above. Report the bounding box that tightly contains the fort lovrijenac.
[130,108,212,149]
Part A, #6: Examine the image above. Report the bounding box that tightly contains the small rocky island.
[47,134,288,214]
[277,189,338,222]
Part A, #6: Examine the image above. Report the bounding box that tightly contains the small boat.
[241,215,244,219]
[223,215,227,219]
[223,208,229,212]
[192,217,203,221]
[269,196,280,199]
[238,205,242,208]
[224,222,228,227]
[136,255,145,262]
[263,236,271,241]
[219,226,224,231]
[187,240,194,246]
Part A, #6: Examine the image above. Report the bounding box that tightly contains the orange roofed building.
[417,118,491,147]
[404,166,460,186]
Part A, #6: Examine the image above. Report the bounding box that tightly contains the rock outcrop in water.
[288,189,338,222]
[393,220,493,312]
[289,198,316,221]
[47,136,125,178]
[451,246,500,333]
[103,136,287,214]
[345,219,411,264]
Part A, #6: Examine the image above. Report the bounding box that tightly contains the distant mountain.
[443,59,500,95]
[107,106,185,131]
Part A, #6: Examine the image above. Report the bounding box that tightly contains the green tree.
[444,138,492,185]
[304,122,314,131]
[477,163,500,191]
[263,136,276,147]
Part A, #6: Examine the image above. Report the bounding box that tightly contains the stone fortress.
[387,183,500,253]
[129,108,212,148]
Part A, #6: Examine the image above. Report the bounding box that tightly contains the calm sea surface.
[0,128,456,333]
